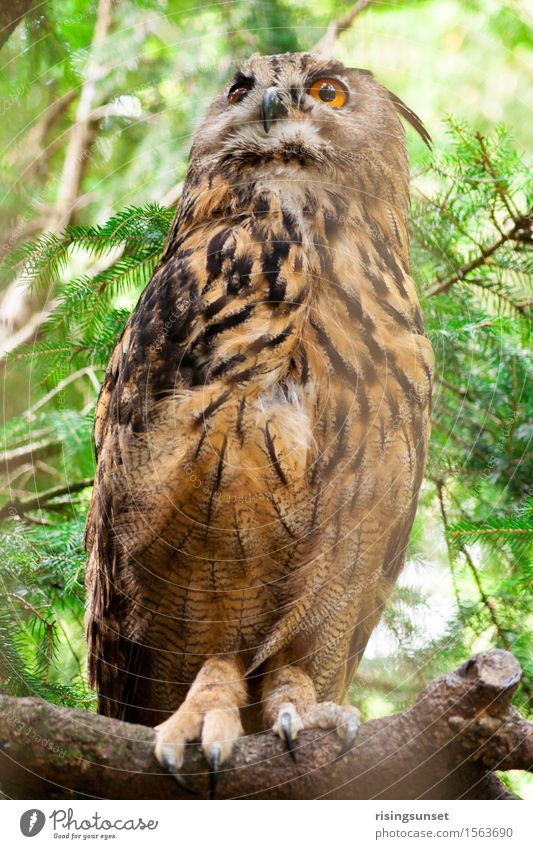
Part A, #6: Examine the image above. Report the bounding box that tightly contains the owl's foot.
[155,700,244,797]
[154,656,246,798]
[272,701,360,761]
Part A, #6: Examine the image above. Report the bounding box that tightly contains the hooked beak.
[261,86,288,133]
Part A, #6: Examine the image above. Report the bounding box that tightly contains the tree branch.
[0,650,530,800]
[0,433,58,476]
[429,215,532,297]
[313,0,373,56]
[6,90,79,176]
[0,477,94,521]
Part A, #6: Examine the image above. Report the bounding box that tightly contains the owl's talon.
[280,710,297,761]
[208,743,221,799]
[337,714,360,758]
[160,747,200,796]
[172,771,200,796]
[272,702,304,758]
[272,698,360,762]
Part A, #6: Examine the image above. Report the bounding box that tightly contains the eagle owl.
[85,52,433,792]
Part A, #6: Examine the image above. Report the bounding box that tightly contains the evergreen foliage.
[0,0,531,795]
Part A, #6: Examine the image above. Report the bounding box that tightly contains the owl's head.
[189,52,430,185]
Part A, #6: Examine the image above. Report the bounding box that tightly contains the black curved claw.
[208,743,221,800]
[338,716,360,759]
[280,710,297,762]
[161,747,201,796]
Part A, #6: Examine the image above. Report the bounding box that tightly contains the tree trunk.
[0,0,35,50]
[0,649,531,800]
[0,0,113,357]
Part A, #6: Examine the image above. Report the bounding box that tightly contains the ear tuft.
[388,90,432,149]
[348,70,432,150]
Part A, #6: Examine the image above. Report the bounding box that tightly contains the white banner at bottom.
[3,799,531,849]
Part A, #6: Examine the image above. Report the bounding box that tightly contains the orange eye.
[308,78,348,108]
[228,87,248,106]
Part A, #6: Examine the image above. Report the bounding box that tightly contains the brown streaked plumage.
[85,52,433,783]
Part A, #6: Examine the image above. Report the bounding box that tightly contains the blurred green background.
[0,0,531,797]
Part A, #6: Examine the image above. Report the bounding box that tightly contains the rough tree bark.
[0,650,531,800]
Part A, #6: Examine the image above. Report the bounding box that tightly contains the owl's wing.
[85,202,303,718]
[344,509,418,691]
[84,251,200,720]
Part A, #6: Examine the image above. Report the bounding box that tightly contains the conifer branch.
[429,223,525,297]
[0,0,114,353]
